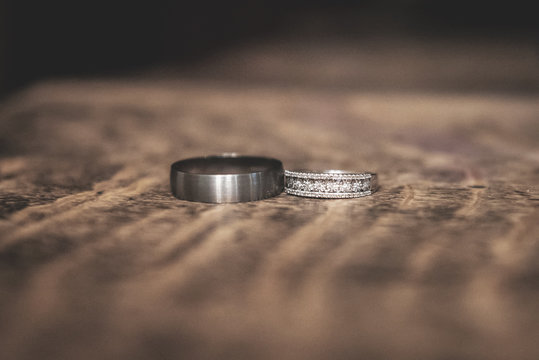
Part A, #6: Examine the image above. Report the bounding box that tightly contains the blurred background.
[0,0,537,97]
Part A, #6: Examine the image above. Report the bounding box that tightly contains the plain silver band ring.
[285,170,378,198]
[170,155,284,203]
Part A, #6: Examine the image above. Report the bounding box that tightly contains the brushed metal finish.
[170,155,284,203]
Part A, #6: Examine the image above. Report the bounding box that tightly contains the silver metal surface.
[170,155,284,203]
[285,169,378,198]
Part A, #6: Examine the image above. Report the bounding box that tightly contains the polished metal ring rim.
[170,155,284,203]
[285,169,378,198]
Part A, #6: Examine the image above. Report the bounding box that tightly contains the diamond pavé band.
[285,170,377,198]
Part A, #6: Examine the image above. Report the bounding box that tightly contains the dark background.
[0,0,537,97]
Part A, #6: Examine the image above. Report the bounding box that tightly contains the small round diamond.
[326,181,337,193]
[361,180,370,191]
[340,181,352,192]
[313,180,324,192]
[286,177,294,188]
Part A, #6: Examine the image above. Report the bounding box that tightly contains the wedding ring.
[285,170,378,198]
[170,155,284,203]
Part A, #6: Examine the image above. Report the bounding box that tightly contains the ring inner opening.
[174,156,281,175]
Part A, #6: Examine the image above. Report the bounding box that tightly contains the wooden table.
[1,39,538,359]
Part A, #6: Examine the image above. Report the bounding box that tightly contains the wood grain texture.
[0,46,539,359]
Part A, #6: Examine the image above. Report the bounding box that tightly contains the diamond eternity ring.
[285,170,378,198]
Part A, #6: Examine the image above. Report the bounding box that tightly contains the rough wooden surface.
[1,40,539,359]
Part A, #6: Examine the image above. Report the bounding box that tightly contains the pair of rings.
[170,155,378,203]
